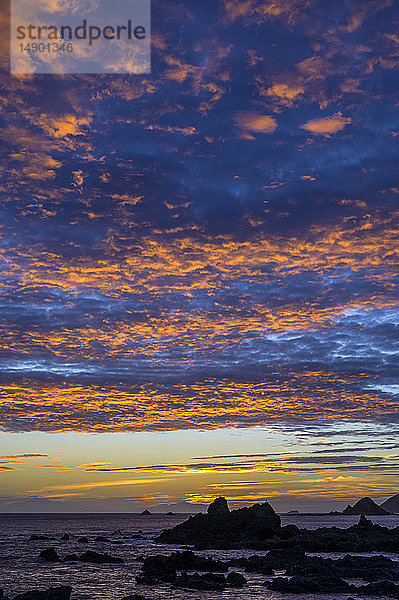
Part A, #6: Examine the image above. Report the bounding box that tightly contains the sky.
[0,0,398,513]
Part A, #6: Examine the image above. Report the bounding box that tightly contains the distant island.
[342,496,390,516]
[381,493,399,513]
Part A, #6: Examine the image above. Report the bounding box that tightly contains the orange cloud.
[235,111,277,138]
[0,372,395,433]
[300,114,351,135]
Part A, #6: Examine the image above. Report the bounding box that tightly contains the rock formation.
[342,497,390,515]
[381,493,399,513]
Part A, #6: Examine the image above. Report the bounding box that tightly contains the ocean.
[1,513,398,599]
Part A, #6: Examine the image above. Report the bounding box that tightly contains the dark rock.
[39,548,60,562]
[353,580,399,596]
[265,575,350,594]
[29,535,51,541]
[136,551,229,585]
[140,510,152,516]
[173,572,226,591]
[64,554,79,562]
[343,497,390,515]
[95,536,109,542]
[156,497,281,549]
[284,552,399,582]
[358,514,374,527]
[142,551,227,575]
[136,574,159,586]
[77,536,89,543]
[381,493,399,513]
[166,511,174,515]
[78,550,123,564]
[207,497,229,518]
[13,587,71,600]
[60,534,70,541]
[226,572,247,587]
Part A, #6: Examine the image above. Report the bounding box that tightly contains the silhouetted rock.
[77,536,89,543]
[173,572,226,591]
[156,497,281,549]
[13,587,71,600]
[265,575,350,594]
[29,535,52,541]
[226,572,247,587]
[142,551,227,575]
[95,536,109,542]
[353,580,399,596]
[381,493,399,513]
[39,548,60,562]
[284,553,399,581]
[60,534,70,541]
[64,554,79,562]
[358,514,374,527]
[140,510,152,516]
[207,497,229,518]
[343,497,390,515]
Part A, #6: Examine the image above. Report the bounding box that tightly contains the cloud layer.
[0,0,398,433]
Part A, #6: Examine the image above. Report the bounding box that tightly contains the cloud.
[300,114,351,135]
[0,454,48,459]
[234,111,277,138]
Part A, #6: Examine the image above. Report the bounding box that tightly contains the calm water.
[0,513,398,600]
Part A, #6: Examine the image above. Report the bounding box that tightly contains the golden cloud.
[235,111,277,138]
[300,113,351,135]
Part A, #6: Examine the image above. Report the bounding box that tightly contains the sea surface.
[1,513,398,600]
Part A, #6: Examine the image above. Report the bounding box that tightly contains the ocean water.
[0,513,398,600]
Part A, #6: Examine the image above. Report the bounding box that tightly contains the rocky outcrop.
[343,497,390,515]
[173,571,247,590]
[156,497,282,549]
[140,510,152,516]
[381,493,399,514]
[136,551,228,585]
[39,548,60,562]
[207,497,229,518]
[64,550,123,564]
[353,580,399,597]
